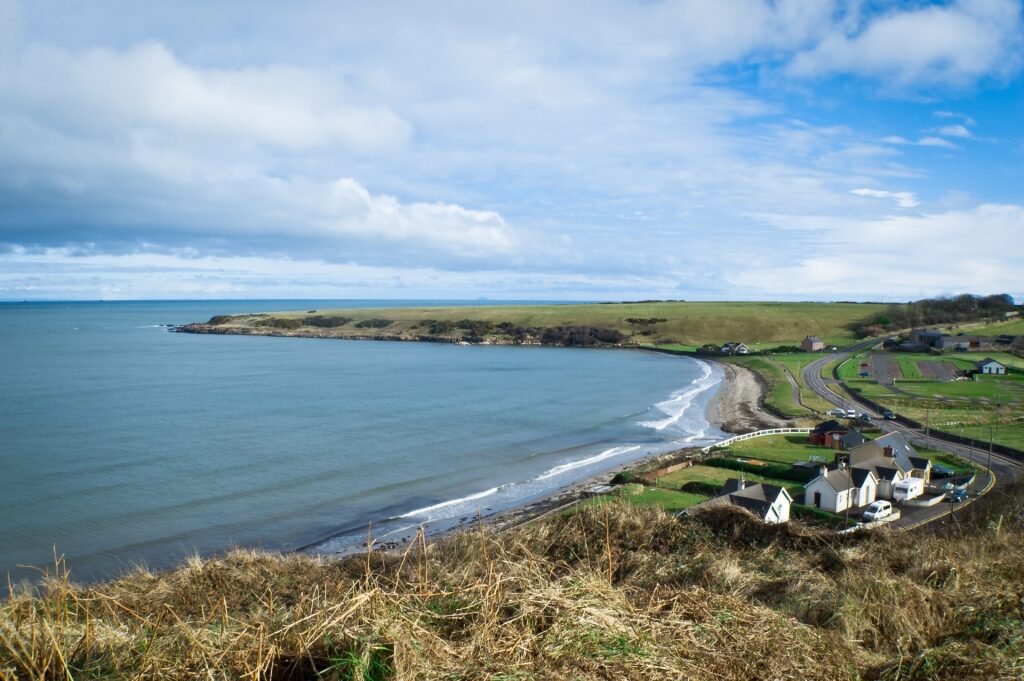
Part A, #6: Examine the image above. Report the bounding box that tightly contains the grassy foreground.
[4,486,1023,680]
[183,301,888,348]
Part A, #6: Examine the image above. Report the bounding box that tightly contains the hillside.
[3,486,1023,680]
[177,301,890,349]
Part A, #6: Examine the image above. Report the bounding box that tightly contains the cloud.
[1,42,411,153]
[937,124,973,138]
[730,204,1024,299]
[787,0,1024,87]
[850,188,919,208]
[916,137,959,149]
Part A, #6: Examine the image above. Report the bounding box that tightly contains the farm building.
[976,358,1007,375]
[800,335,825,352]
[938,335,976,351]
[910,328,942,347]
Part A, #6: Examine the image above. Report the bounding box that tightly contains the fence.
[700,427,811,454]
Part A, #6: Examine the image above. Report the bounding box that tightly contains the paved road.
[800,342,1021,529]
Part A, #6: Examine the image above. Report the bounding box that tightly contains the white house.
[976,358,1007,375]
[681,479,793,524]
[720,342,751,355]
[804,466,878,513]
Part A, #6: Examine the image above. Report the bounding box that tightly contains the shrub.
[704,457,813,483]
[304,315,351,328]
[254,317,302,330]
[354,319,394,329]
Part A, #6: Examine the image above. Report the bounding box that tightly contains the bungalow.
[800,335,825,352]
[976,358,1007,375]
[682,478,793,524]
[720,342,751,355]
[804,465,878,513]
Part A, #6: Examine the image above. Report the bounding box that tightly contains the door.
[813,491,821,508]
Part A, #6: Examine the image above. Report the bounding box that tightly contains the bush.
[354,318,394,329]
[304,315,351,328]
[540,326,625,347]
[610,471,637,485]
[207,315,235,325]
[254,317,302,330]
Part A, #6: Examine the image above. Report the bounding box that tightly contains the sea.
[0,300,725,588]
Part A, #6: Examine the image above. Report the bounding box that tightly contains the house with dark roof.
[976,358,1007,375]
[804,465,878,513]
[808,420,867,450]
[910,328,943,347]
[809,420,846,446]
[681,478,793,524]
[800,335,824,352]
[719,342,751,355]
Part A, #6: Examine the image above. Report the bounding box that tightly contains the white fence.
[700,427,811,454]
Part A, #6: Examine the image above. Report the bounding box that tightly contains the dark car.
[949,488,969,502]
[883,410,896,420]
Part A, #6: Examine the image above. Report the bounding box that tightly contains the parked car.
[858,412,872,420]
[862,500,893,522]
[948,488,969,502]
[846,409,857,418]
[882,410,896,420]
[829,407,846,417]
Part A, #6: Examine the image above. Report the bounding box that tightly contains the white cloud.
[1,42,411,153]
[787,0,1024,87]
[730,204,1024,298]
[850,188,920,208]
[937,124,973,138]
[917,136,959,149]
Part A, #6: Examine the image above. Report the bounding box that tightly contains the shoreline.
[332,354,787,556]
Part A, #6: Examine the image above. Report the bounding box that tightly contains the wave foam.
[638,359,718,432]
[535,444,641,480]
[399,485,502,519]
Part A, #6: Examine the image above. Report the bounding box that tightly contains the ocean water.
[0,301,724,586]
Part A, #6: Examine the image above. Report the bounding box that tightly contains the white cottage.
[804,466,878,513]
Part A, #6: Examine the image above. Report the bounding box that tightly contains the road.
[800,341,1021,528]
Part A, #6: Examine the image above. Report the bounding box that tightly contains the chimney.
[737,477,746,490]
[883,446,894,458]
[818,465,828,477]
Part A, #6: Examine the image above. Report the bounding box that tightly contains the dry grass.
[3,488,1024,680]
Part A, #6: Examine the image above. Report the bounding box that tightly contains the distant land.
[176,300,891,350]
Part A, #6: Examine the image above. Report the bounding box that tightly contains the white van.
[893,477,924,502]
[862,500,893,522]
[846,409,857,418]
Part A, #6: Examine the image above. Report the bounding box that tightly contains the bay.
[0,300,724,587]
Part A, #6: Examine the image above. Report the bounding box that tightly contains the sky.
[0,0,1022,302]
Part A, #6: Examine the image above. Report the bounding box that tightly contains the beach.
[428,356,789,546]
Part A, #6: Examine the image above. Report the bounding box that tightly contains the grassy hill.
[180,301,890,349]
[4,485,1023,680]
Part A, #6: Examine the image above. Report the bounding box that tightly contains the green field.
[767,354,835,413]
[194,301,889,348]
[839,350,1023,451]
[726,356,808,419]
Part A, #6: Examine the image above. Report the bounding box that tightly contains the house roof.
[728,483,791,520]
[976,357,1005,369]
[840,431,868,449]
[812,467,875,493]
[908,456,932,471]
[853,460,901,481]
[812,419,846,434]
[849,431,919,474]
[687,480,792,521]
